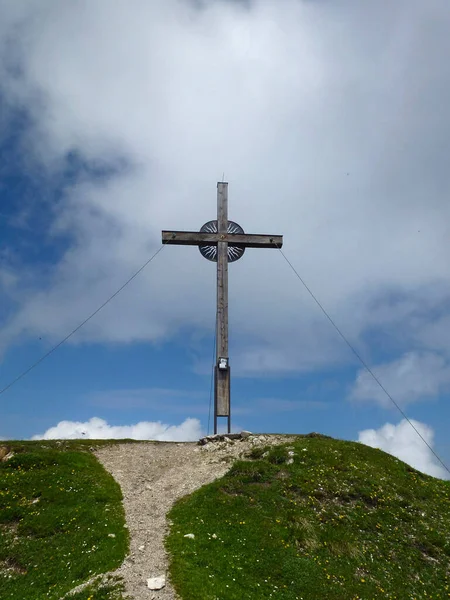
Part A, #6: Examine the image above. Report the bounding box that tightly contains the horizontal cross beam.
[162,230,283,249]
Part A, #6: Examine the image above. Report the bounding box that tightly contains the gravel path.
[95,435,297,600]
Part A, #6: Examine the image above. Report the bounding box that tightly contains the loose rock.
[147,576,166,590]
[0,448,14,462]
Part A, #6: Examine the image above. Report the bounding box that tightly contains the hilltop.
[166,434,450,600]
[1,434,449,600]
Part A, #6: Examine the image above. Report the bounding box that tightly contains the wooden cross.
[162,182,283,434]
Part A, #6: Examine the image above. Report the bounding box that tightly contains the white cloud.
[1,1,450,374]
[31,416,203,441]
[358,419,449,480]
[349,352,450,408]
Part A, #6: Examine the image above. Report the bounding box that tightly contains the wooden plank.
[216,182,230,420]
[217,182,228,360]
[215,367,230,417]
[162,231,283,248]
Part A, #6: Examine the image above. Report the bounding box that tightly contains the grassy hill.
[166,435,450,600]
[1,436,449,600]
[0,440,130,600]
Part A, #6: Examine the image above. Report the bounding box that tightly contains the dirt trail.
[95,435,296,599]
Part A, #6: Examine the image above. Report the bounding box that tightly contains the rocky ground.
[94,433,297,600]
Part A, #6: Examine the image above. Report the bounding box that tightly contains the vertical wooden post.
[215,182,230,433]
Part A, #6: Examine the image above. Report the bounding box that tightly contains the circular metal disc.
[199,220,245,262]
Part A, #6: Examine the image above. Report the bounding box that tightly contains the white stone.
[147,576,166,590]
[241,430,252,439]
[184,533,195,539]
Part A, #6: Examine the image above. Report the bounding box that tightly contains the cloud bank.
[31,416,203,442]
[350,352,450,408]
[358,419,449,480]
[0,0,450,376]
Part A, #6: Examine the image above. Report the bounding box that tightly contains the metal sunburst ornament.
[198,220,245,263]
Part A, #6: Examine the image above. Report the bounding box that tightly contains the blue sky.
[1,0,450,479]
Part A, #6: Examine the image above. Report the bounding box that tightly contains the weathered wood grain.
[162,231,283,248]
[215,183,230,427]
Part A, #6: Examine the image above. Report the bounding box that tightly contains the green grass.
[0,441,130,600]
[65,575,127,600]
[166,436,450,600]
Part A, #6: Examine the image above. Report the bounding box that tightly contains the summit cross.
[162,182,283,434]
